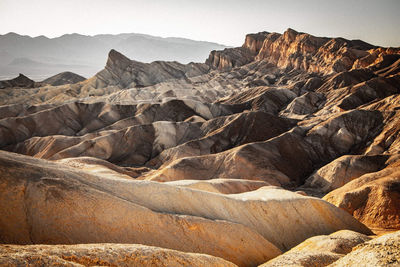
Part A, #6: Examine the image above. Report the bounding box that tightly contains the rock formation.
[302,154,388,194]
[0,151,371,254]
[92,49,210,89]
[329,231,400,266]
[260,230,371,266]
[323,162,400,230]
[205,32,270,71]
[0,73,39,89]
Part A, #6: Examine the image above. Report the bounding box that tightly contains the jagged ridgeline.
[0,28,399,266]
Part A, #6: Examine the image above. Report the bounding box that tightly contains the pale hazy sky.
[1,0,399,47]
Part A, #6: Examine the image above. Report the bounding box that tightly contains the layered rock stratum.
[0,28,399,266]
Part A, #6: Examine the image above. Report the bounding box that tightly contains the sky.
[0,0,399,47]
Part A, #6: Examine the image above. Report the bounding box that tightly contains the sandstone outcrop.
[206,32,270,71]
[323,164,400,230]
[248,28,374,74]
[329,231,400,266]
[206,47,255,71]
[303,154,388,194]
[0,150,371,259]
[0,151,280,266]
[0,244,237,267]
[165,178,271,194]
[260,230,371,267]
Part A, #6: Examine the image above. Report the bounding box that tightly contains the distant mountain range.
[0,32,227,80]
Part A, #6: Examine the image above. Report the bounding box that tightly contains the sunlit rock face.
[303,154,388,194]
[0,151,280,267]
[0,28,400,266]
[260,230,372,267]
[0,244,238,267]
[205,32,270,71]
[329,231,400,267]
[323,164,400,230]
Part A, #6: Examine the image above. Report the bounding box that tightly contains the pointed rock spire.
[106,49,132,71]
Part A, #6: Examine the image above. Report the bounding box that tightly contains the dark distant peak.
[14,74,37,86]
[42,71,86,86]
[0,73,37,89]
[16,73,33,82]
[106,49,132,69]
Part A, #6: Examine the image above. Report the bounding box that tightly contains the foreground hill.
[0,28,399,266]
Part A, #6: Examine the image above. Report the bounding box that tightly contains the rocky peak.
[205,31,271,71]
[15,73,32,83]
[282,28,299,42]
[243,31,270,55]
[205,27,384,74]
[106,49,132,73]
[0,73,37,89]
[93,49,209,89]
[205,47,255,71]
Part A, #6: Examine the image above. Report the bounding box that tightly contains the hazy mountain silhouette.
[0,32,227,80]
